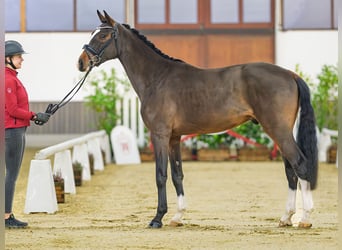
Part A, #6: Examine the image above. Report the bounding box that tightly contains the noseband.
[82,23,119,66]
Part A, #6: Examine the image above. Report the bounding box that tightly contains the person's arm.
[5,78,35,120]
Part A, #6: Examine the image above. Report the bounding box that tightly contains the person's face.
[6,54,24,69]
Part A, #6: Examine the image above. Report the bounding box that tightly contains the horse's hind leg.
[297,178,313,228]
[169,136,186,227]
[279,158,297,227]
[278,138,314,228]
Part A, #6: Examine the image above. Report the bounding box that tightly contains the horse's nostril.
[78,59,84,71]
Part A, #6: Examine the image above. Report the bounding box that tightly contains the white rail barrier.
[24,130,111,214]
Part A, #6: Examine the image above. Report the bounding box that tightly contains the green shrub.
[84,68,129,135]
[296,64,338,131]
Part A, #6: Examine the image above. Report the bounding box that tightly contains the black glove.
[34,112,51,126]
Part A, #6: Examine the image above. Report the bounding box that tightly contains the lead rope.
[43,66,93,116]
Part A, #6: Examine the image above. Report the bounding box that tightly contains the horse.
[78,10,318,229]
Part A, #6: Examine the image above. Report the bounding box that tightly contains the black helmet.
[5,40,27,57]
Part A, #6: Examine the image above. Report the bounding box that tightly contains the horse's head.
[78,10,119,72]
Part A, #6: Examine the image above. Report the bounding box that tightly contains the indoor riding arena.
[5,148,337,249]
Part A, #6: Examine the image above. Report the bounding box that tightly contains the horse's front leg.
[169,136,186,227]
[149,133,170,228]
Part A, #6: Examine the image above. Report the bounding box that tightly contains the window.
[26,0,74,31]
[136,0,274,29]
[170,0,197,24]
[138,0,166,24]
[76,0,125,31]
[5,0,126,32]
[137,0,198,25]
[283,0,337,30]
[5,0,21,32]
[211,0,239,24]
[243,0,271,23]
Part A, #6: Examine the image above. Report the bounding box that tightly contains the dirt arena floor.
[5,148,338,250]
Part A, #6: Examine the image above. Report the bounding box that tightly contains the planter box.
[238,146,270,161]
[181,147,193,161]
[73,169,82,186]
[54,180,65,203]
[139,148,154,162]
[197,148,230,161]
[139,147,194,161]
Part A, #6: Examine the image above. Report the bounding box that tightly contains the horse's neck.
[118,28,170,99]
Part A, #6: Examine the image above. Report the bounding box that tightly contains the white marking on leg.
[279,188,296,226]
[298,178,313,225]
[171,195,186,225]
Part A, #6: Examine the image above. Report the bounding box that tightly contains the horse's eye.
[99,34,107,39]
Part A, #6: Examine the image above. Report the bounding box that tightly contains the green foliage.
[196,133,231,149]
[196,121,271,149]
[296,64,338,131]
[233,121,271,146]
[84,68,129,135]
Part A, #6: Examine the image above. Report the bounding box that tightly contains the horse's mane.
[122,24,184,63]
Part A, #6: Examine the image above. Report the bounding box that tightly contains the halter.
[82,23,119,67]
[41,23,119,120]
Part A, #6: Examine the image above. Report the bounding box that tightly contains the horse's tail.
[295,76,318,190]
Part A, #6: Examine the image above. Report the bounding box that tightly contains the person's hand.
[34,112,51,125]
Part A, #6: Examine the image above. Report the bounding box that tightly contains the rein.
[44,66,93,115]
[44,24,119,116]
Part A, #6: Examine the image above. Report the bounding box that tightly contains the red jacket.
[5,67,35,128]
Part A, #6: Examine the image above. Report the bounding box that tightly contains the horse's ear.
[103,10,115,26]
[97,10,107,23]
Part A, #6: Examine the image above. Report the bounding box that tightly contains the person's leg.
[5,127,28,227]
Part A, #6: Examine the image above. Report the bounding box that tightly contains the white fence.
[117,90,146,148]
[24,130,111,214]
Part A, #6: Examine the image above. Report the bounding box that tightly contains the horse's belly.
[173,112,250,135]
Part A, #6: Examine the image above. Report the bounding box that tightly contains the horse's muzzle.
[78,52,89,72]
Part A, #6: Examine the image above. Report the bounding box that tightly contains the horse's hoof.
[298,222,312,228]
[278,220,292,227]
[169,220,184,227]
[149,220,163,228]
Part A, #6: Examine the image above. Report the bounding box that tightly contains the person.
[5,40,51,228]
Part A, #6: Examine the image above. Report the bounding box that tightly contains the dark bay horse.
[78,11,318,229]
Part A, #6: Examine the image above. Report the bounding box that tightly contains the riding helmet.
[5,40,27,57]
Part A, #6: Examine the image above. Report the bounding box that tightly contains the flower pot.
[327,144,337,163]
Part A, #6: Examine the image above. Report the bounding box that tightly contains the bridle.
[82,23,119,67]
[41,23,119,119]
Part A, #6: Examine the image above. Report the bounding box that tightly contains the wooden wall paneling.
[206,34,274,68]
[147,35,205,67]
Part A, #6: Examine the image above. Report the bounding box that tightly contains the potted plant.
[53,170,65,203]
[72,161,83,186]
